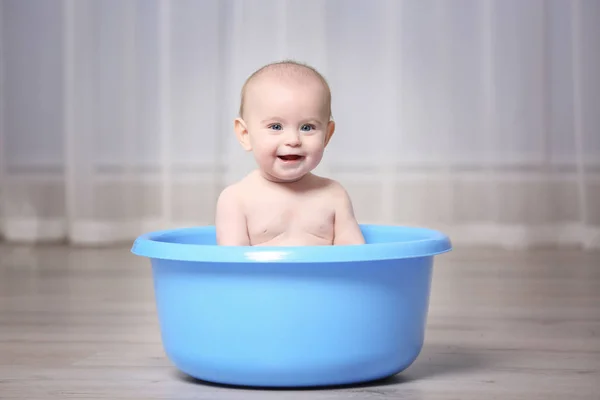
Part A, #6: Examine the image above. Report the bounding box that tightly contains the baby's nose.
[284,131,301,146]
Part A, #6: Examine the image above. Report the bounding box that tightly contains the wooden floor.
[0,244,598,399]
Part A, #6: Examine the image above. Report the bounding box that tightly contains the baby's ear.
[234,118,252,151]
[324,120,335,147]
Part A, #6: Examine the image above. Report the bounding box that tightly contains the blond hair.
[238,59,332,119]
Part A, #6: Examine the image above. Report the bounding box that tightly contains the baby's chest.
[246,200,334,237]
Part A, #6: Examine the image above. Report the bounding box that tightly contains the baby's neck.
[255,169,315,188]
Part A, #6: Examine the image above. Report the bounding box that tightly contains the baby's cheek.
[310,134,327,146]
[307,142,326,155]
[253,143,272,154]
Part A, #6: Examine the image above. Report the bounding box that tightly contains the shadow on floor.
[174,344,489,391]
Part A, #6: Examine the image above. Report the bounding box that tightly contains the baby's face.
[236,77,334,183]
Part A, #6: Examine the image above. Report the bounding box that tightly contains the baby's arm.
[332,182,366,245]
[215,185,250,246]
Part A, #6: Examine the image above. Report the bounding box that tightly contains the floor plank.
[0,244,598,399]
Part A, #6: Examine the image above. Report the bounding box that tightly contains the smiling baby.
[215,60,365,247]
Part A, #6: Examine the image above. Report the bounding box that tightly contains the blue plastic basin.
[131,224,452,388]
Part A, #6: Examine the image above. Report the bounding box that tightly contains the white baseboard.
[1,218,67,242]
[68,219,203,245]
[439,223,600,250]
[69,220,165,245]
[1,218,599,250]
[0,218,172,245]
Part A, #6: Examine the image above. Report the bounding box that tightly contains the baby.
[215,60,365,247]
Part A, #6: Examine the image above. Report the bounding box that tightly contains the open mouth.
[278,155,303,162]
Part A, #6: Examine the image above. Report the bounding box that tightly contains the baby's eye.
[300,124,315,132]
[269,123,282,131]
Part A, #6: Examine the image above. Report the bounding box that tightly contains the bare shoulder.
[215,179,250,246]
[216,181,244,209]
[312,175,353,203]
[216,172,257,206]
[310,175,364,245]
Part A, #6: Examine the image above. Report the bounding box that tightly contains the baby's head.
[234,60,335,183]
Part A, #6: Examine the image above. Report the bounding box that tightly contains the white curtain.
[0,0,598,249]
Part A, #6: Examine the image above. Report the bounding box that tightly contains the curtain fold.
[0,0,599,249]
